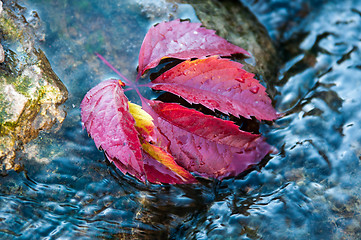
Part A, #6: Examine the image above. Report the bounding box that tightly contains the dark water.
[1,0,361,239]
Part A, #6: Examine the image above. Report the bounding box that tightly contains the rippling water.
[1,0,361,239]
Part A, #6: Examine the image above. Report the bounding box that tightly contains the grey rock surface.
[0,1,68,170]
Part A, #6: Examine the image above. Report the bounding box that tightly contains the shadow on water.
[1,0,361,239]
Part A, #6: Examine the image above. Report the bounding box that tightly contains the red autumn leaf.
[80,79,145,181]
[142,142,197,184]
[138,19,249,75]
[143,100,272,180]
[143,152,189,184]
[151,56,278,120]
[81,84,197,184]
[128,101,157,143]
[128,102,197,184]
[82,19,279,184]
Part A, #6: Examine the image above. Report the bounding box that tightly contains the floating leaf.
[80,79,145,181]
[130,102,197,184]
[142,142,197,184]
[128,102,157,143]
[82,19,279,184]
[145,100,272,179]
[151,56,278,120]
[138,19,249,75]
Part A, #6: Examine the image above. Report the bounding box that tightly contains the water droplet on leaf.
[250,86,259,94]
[235,77,245,83]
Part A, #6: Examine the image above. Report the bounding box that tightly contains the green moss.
[39,85,59,98]
[0,49,20,76]
[0,1,68,170]
[12,76,34,98]
[0,121,17,136]
[0,92,10,124]
[0,15,24,42]
[0,97,41,136]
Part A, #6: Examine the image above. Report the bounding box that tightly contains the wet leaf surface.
[151,56,278,120]
[80,19,277,184]
[138,19,249,74]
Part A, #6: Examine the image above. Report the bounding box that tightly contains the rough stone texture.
[0,1,3,63]
[0,1,68,170]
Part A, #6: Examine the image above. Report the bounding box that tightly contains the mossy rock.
[0,0,68,170]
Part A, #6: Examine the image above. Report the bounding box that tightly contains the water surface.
[1,0,361,239]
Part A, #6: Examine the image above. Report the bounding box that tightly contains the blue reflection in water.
[181,0,361,239]
[1,0,361,239]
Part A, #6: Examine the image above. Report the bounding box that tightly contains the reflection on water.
[1,0,361,239]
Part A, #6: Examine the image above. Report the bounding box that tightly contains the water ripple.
[1,0,361,239]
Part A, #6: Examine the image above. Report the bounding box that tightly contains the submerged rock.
[177,0,279,84]
[0,1,68,170]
